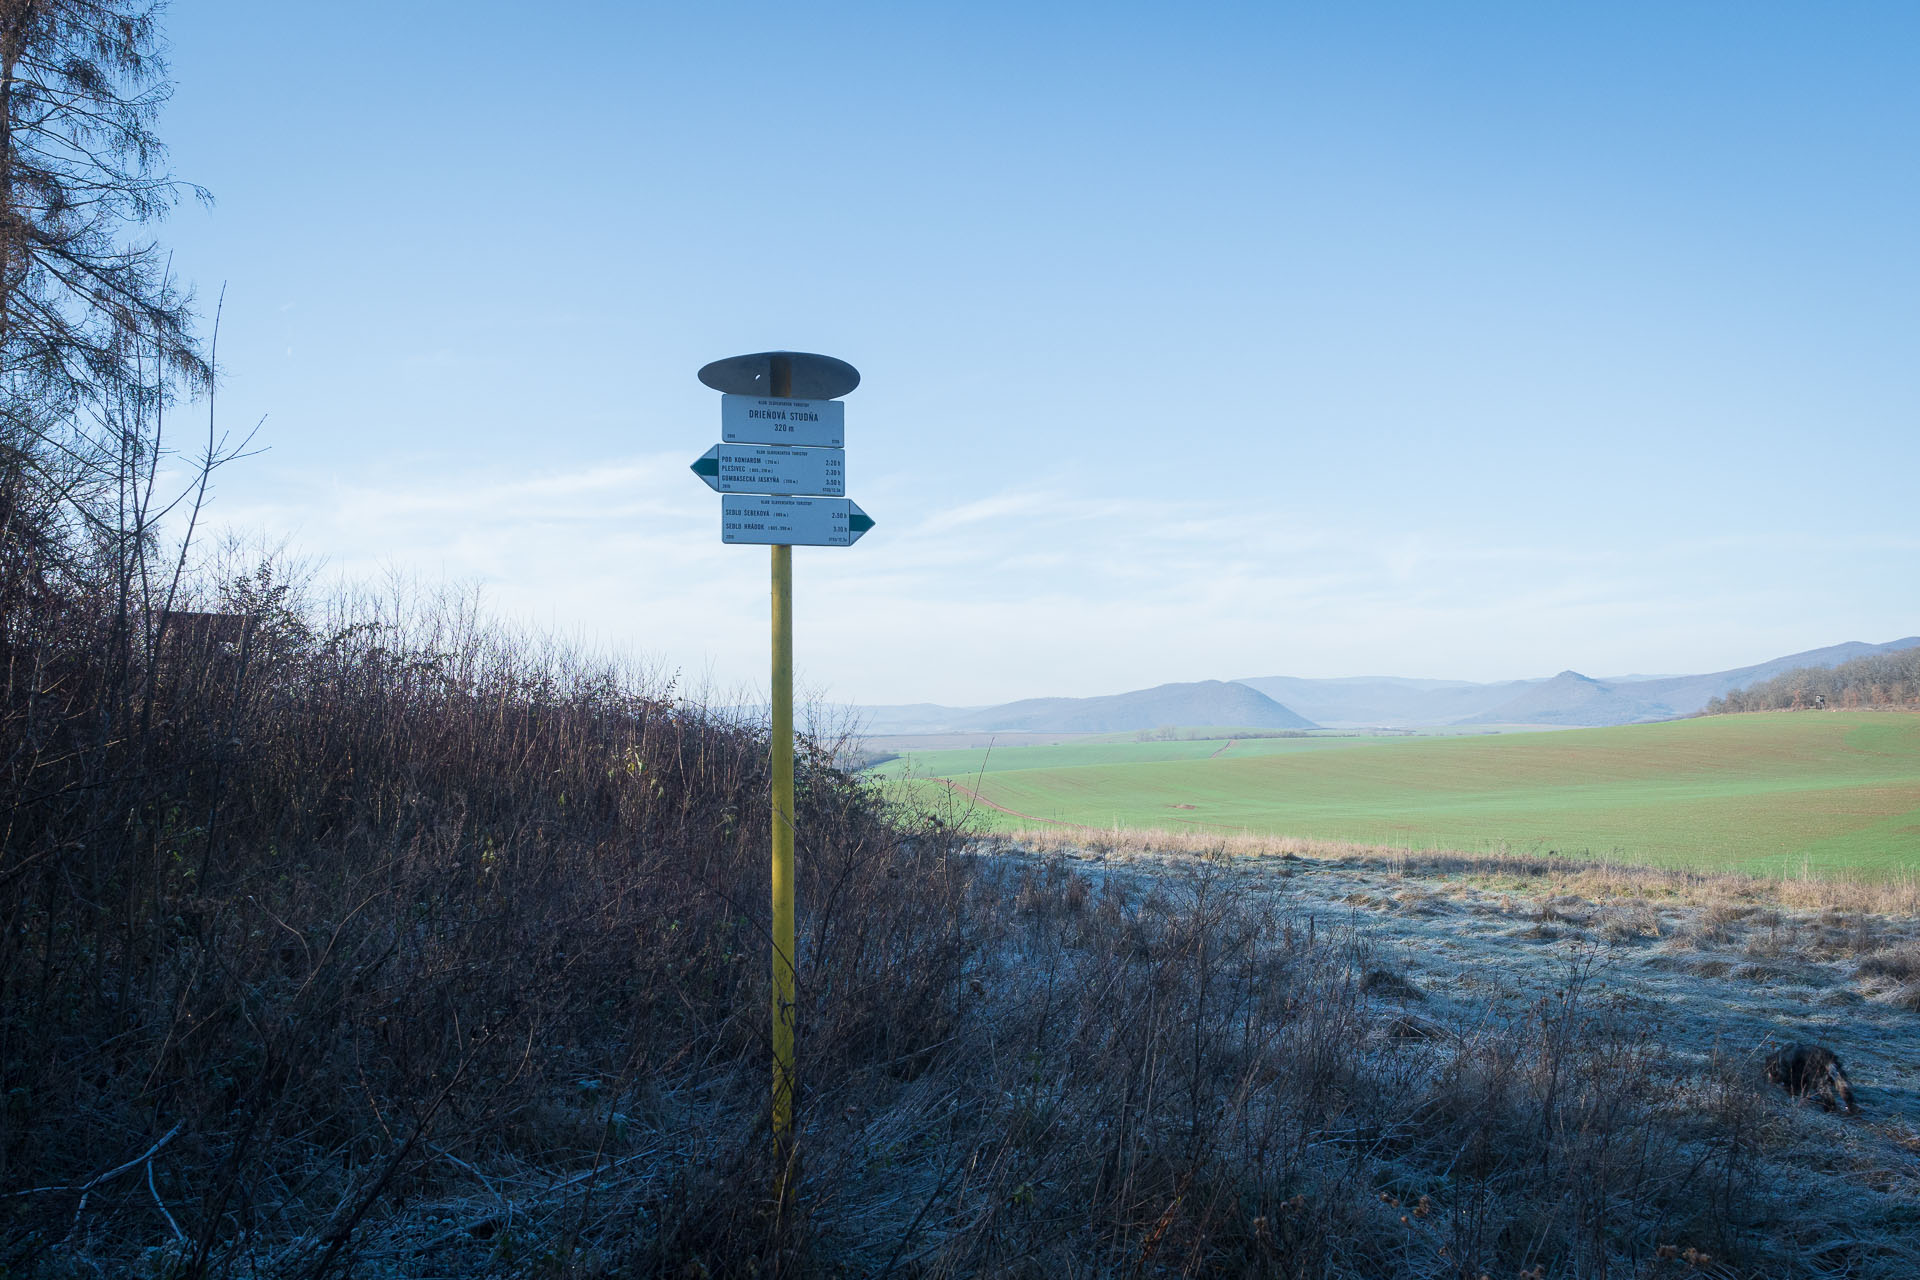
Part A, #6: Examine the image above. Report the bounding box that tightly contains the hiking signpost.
[691,351,870,1195]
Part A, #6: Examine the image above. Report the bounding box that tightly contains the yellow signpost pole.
[691,348,866,1207]
[767,361,797,1192]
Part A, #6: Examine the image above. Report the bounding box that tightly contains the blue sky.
[152,2,1918,704]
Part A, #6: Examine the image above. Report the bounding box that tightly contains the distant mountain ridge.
[851,637,1920,735]
[1242,637,1920,729]
[947,680,1315,734]
[1453,638,1920,727]
[854,681,1315,735]
[1231,674,1536,727]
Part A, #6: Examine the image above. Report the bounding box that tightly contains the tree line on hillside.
[1704,647,1920,714]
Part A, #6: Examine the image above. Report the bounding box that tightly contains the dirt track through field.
[934,777,1102,832]
[937,777,1249,839]
[1208,738,1239,758]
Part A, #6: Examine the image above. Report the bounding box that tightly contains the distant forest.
[1706,647,1920,714]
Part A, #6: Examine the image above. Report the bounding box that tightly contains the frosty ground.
[989,831,1920,1271]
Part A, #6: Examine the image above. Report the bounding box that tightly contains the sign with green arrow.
[690,444,844,496]
[721,496,874,547]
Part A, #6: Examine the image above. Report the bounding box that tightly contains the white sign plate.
[692,444,844,496]
[721,395,844,448]
[722,496,874,547]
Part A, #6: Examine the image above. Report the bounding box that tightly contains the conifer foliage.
[0,0,206,417]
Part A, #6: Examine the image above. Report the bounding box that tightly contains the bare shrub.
[1013,857,1090,918]
[0,569,974,1277]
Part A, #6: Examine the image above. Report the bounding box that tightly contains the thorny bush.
[0,568,971,1277]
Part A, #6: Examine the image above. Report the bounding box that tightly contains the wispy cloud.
[204,454,1919,705]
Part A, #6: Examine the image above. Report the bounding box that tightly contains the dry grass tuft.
[1600,899,1665,943]
[1360,967,1426,1001]
[1856,945,1920,982]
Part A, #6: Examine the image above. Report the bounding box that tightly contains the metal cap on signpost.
[691,351,870,1203]
[698,350,860,401]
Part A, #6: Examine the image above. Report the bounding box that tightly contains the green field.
[873,713,1920,878]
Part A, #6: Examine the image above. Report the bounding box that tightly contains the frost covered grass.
[980,830,1920,1276]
